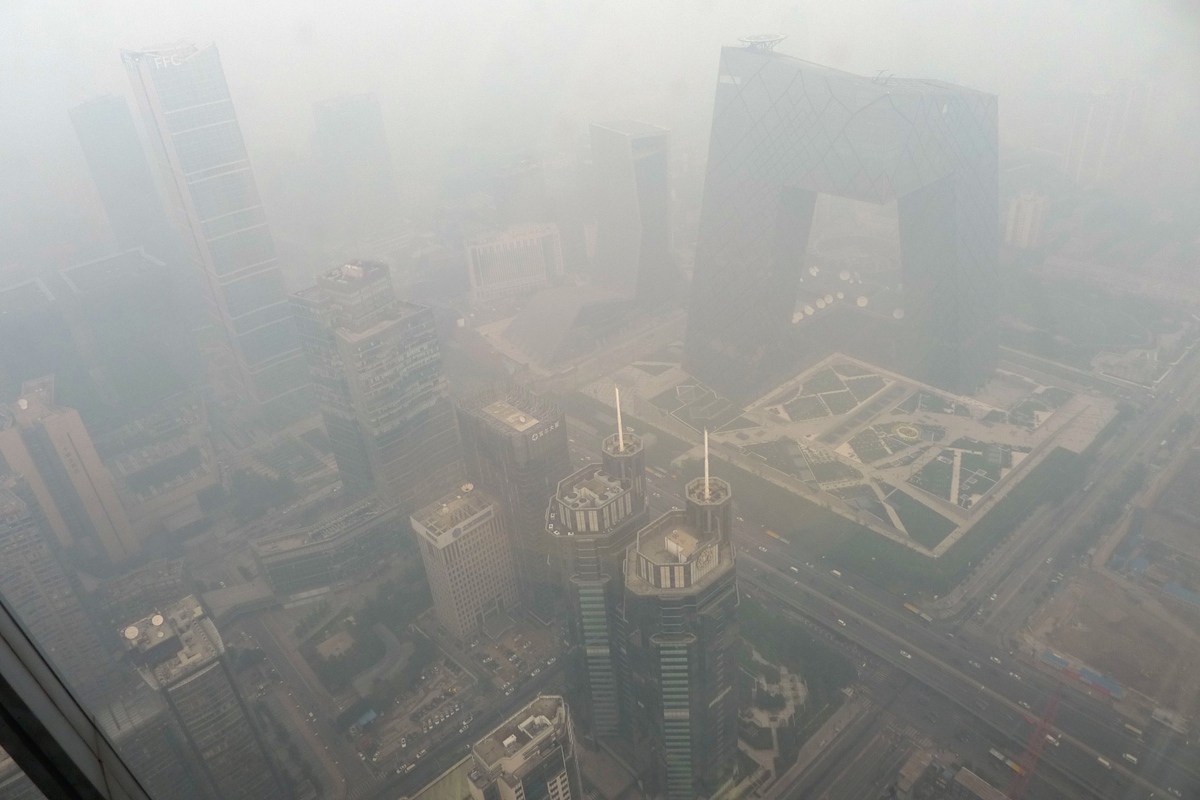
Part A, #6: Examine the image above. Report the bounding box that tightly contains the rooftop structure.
[121,595,221,688]
[468,695,581,800]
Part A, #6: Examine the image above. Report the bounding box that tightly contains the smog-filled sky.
[3,0,1197,168]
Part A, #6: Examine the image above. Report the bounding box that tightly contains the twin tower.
[547,393,739,800]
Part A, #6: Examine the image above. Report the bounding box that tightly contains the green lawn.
[785,395,830,420]
[886,490,956,549]
[820,390,859,415]
[803,368,847,394]
[909,455,953,501]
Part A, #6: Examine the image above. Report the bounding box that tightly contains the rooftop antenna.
[615,386,625,453]
[703,428,711,499]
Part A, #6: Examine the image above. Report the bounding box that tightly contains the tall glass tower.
[122,43,311,423]
[685,40,998,399]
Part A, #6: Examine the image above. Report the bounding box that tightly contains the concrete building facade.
[0,378,138,564]
[411,485,519,641]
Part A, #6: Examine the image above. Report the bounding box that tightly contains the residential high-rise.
[1065,84,1151,187]
[0,377,139,564]
[1004,191,1049,250]
[623,452,739,800]
[410,485,519,641]
[685,40,999,399]
[456,386,571,613]
[467,695,582,800]
[122,42,311,422]
[313,93,398,240]
[0,474,114,706]
[69,94,179,259]
[120,595,287,800]
[292,261,462,509]
[590,121,675,302]
[465,223,563,305]
[546,394,647,738]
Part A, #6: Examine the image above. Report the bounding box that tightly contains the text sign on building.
[530,420,561,442]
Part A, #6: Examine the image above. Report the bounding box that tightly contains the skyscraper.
[1065,84,1151,187]
[590,121,675,302]
[291,261,462,509]
[122,42,311,422]
[685,40,998,399]
[120,595,287,800]
[69,94,179,259]
[623,444,739,800]
[546,392,648,737]
[0,474,114,707]
[410,485,520,641]
[313,93,398,240]
[456,386,570,613]
[467,695,582,800]
[97,684,208,800]
[0,378,138,565]
[1004,191,1049,250]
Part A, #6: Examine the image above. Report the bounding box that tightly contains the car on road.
[969,660,981,669]
[990,656,1002,665]
[899,650,912,660]
[837,619,847,627]
[789,566,800,573]
[758,546,768,552]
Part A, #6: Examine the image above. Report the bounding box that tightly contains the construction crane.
[1008,689,1062,799]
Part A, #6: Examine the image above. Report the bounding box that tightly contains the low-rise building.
[468,695,581,800]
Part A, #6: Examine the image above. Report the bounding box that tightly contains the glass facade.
[685,46,999,399]
[123,43,311,423]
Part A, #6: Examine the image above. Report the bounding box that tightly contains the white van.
[1122,753,1138,765]
[830,569,842,578]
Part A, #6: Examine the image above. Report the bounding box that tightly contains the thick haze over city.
[1,2,1199,800]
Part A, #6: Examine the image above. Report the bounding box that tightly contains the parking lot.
[470,621,561,697]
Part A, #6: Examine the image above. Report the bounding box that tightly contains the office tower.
[122,43,311,422]
[467,695,582,800]
[590,121,675,302]
[1004,191,1049,250]
[0,378,138,564]
[291,261,463,508]
[410,485,519,641]
[69,95,179,258]
[623,445,739,800]
[465,223,563,305]
[1065,84,1151,187]
[313,93,398,240]
[546,393,648,737]
[456,386,571,612]
[121,595,287,800]
[97,684,207,800]
[685,40,999,399]
[0,474,114,706]
[252,497,400,596]
[0,748,39,800]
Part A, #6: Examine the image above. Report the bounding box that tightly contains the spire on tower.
[703,428,711,499]
[615,386,625,453]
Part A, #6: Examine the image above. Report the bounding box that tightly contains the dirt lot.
[1030,570,1200,716]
